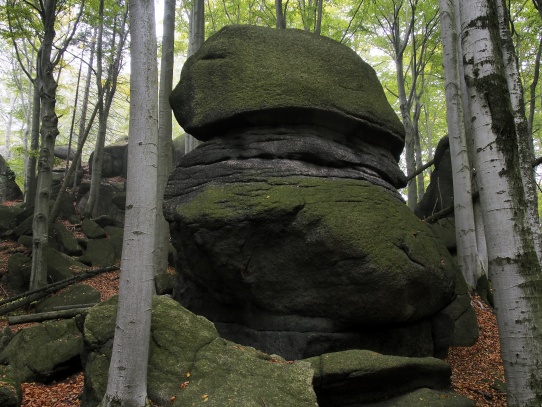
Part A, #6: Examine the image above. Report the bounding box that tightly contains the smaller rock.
[7,253,31,292]
[365,388,475,406]
[83,239,116,268]
[46,247,87,282]
[0,155,23,203]
[306,349,453,406]
[0,206,23,236]
[0,319,83,383]
[35,284,100,313]
[82,295,318,407]
[51,223,83,256]
[103,226,124,259]
[0,327,13,353]
[0,367,21,407]
[154,272,174,295]
[17,235,32,248]
[82,218,106,239]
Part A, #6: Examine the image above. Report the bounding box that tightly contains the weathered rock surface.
[0,318,83,383]
[81,295,318,407]
[306,349,474,406]
[88,141,128,178]
[170,25,405,159]
[0,367,20,407]
[166,176,459,359]
[165,25,473,360]
[0,155,23,203]
[415,136,454,220]
[78,183,126,228]
[0,205,24,236]
[35,284,100,313]
[7,253,31,292]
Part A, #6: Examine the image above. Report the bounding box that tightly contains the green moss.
[178,177,452,273]
[171,25,405,157]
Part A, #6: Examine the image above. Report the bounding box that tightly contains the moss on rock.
[173,177,456,325]
[170,25,405,158]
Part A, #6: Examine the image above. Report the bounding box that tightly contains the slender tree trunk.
[74,29,97,190]
[315,0,323,35]
[413,96,424,202]
[397,58,417,209]
[185,0,205,154]
[155,0,176,276]
[85,8,127,219]
[85,1,107,219]
[25,79,40,205]
[30,0,60,290]
[459,0,542,404]
[21,78,32,193]
[275,0,287,28]
[100,0,158,404]
[5,95,15,159]
[50,101,99,223]
[438,0,481,288]
[66,56,83,172]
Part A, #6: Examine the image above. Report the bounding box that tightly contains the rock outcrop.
[0,155,23,203]
[164,25,475,360]
[81,295,318,407]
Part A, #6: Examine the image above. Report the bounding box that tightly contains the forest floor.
[0,219,507,406]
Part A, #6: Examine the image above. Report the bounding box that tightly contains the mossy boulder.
[170,25,405,158]
[7,253,31,292]
[82,238,116,268]
[167,177,455,324]
[81,295,318,407]
[305,349,473,406]
[0,318,83,383]
[35,284,100,313]
[0,366,21,407]
[46,247,87,282]
[165,177,459,359]
[81,218,106,239]
[51,223,83,256]
[0,205,23,236]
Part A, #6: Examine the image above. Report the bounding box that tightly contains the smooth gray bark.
[100,0,158,404]
[155,0,176,276]
[185,0,205,153]
[459,0,542,404]
[438,0,482,288]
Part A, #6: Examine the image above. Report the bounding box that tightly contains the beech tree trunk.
[74,28,97,190]
[458,0,542,404]
[4,95,15,159]
[30,0,60,290]
[185,0,205,153]
[100,0,158,404]
[25,79,40,205]
[155,0,176,276]
[438,0,482,288]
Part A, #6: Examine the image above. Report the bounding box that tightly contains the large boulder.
[170,25,405,159]
[165,177,458,359]
[81,295,318,407]
[165,25,473,360]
